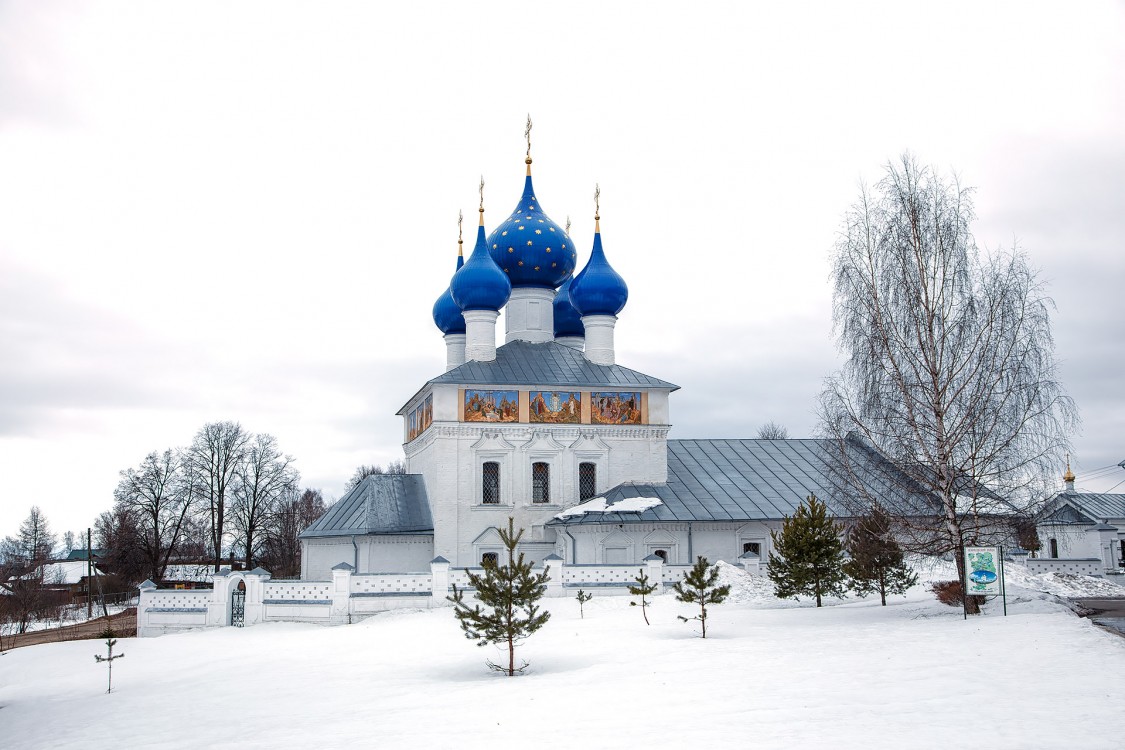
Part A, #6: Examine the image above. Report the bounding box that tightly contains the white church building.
[138,143,921,636]
[296,146,913,579]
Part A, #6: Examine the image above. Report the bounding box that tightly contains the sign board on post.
[964,546,1002,596]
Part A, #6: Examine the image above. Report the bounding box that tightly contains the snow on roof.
[19,560,102,585]
[554,495,663,520]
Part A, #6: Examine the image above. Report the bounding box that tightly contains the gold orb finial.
[457,210,464,256]
[1063,453,1075,483]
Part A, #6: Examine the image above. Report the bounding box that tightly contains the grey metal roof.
[401,340,677,412]
[548,438,937,525]
[300,474,434,538]
[1041,492,1125,524]
[1040,502,1096,525]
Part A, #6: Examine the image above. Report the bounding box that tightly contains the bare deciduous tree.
[231,433,299,569]
[184,421,251,572]
[820,154,1077,612]
[259,488,328,578]
[344,460,405,493]
[756,421,789,440]
[113,449,194,582]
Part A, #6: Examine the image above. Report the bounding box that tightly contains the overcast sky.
[2,1,1123,540]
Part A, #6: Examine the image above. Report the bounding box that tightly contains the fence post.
[542,554,565,597]
[330,563,353,625]
[244,567,270,626]
[644,554,665,594]
[137,580,157,637]
[431,556,450,605]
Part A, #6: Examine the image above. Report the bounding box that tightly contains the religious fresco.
[464,390,519,422]
[406,394,433,442]
[529,391,581,424]
[590,392,643,425]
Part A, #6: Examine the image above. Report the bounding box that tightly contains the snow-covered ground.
[2,567,1123,750]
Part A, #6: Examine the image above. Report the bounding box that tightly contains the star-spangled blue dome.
[569,222,628,317]
[487,168,576,289]
[432,252,465,335]
[451,213,512,313]
[553,276,584,338]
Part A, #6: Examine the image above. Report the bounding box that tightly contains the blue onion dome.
[451,207,512,312]
[432,244,466,335]
[487,159,577,289]
[553,276,585,337]
[569,215,628,317]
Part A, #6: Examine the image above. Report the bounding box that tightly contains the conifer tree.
[575,589,592,618]
[628,568,658,625]
[672,556,730,638]
[843,504,918,605]
[448,518,550,676]
[93,625,125,694]
[768,494,847,607]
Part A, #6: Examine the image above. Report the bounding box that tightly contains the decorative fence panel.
[1025,558,1104,577]
[351,573,432,597]
[263,581,331,604]
[562,564,639,588]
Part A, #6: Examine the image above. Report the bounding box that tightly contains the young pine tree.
[628,568,658,625]
[843,504,918,605]
[448,518,550,676]
[575,589,592,618]
[768,494,847,607]
[672,556,730,638]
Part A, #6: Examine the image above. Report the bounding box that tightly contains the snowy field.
[2,564,1124,750]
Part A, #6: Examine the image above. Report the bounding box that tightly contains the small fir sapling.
[628,568,658,625]
[768,494,848,607]
[448,517,550,676]
[576,589,592,618]
[842,504,918,606]
[672,556,730,638]
[93,625,124,694]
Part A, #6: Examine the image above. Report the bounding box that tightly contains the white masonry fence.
[137,553,768,637]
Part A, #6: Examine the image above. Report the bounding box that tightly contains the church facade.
[298,145,909,580]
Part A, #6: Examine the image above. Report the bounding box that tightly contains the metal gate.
[231,581,246,627]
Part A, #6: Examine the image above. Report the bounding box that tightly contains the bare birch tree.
[185,421,251,572]
[230,433,299,569]
[820,154,1077,612]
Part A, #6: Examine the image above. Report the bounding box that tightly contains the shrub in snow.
[673,556,730,638]
[768,494,848,607]
[931,580,986,610]
[448,518,550,676]
[628,569,658,625]
[575,589,592,618]
[843,504,918,605]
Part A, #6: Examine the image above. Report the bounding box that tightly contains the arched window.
[481,552,499,567]
[532,462,550,504]
[482,462,500,505]
[1048,538,1059,558]
[579,462,597,502]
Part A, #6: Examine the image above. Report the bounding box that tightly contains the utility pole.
[87,528,93,619]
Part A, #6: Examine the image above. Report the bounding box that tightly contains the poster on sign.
[964,546,1003,596]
